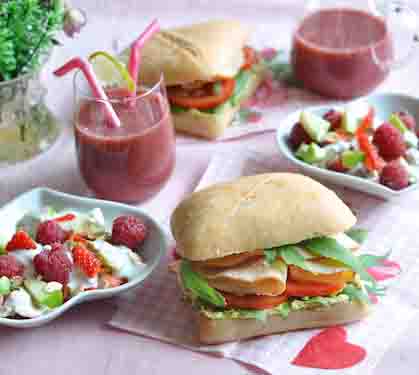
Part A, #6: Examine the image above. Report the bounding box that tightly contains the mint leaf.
[342,284,370,304]
[303,237,375,283]
[180,260,225,308]
[0,245,5,255]
[345,228,368,244]
[359,251,391,269]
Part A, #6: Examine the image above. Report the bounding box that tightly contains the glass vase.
[0,67,60,166]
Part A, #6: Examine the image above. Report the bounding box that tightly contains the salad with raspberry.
[289,104,418,190]
[0,207,148,319]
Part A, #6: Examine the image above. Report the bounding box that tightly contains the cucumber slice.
[24,279,64,309]
[300,111,330,142]
[296,143,327,164]
[342,150,365,169]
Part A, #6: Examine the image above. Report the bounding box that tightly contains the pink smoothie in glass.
[75,88,175,203]
[292,8,394,99]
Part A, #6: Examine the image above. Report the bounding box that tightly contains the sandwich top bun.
[171,173,356,261]
[129,20,250,86]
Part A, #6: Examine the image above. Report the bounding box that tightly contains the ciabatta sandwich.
[123,20,265,139]
[170,173,378,344]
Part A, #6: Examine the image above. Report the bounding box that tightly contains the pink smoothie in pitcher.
[292,8,394,99]
[75,88,175,203]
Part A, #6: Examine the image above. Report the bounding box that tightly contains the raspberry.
[36,220,67,245]
[5,230,37,251]
[323,109,343,130]
[0,255,24,278]
[289,122,312,150]
[327,158,349,173]
[111,215,148,250]
[72,245,102,277]
[33,243,72,284]
[380,160,409,190]
[395,112,416,131]
[373,123,406,161]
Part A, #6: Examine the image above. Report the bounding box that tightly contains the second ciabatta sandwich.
[170,173,382,344]
[123,20,265,139]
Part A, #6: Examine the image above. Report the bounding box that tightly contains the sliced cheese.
[303,258,352,275]
[194,258,287,296]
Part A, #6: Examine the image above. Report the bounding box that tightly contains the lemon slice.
[88,51,135,92]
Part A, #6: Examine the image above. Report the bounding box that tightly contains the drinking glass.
[73,73,175,203]
[292,0,419,99]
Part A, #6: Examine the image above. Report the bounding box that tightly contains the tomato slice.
[285,280,345,297]
[223,292,288,310]
[288,265,354,285]
[168,78,235,110]
[241,46,258,70]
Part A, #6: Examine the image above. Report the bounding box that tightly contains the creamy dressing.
[68,268,98,295]
[4,288,46,318]
[9,245,43,278]
[91,240,145,280]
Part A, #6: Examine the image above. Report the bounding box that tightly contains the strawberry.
[6,230,37,251]
[72,245,102,277]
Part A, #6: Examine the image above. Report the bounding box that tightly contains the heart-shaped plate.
[276,93,419,200]
[0,188,168,328]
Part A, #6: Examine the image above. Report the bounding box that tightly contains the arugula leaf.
[359,251,391,269]
[345,228,368,244]
[365,283,387,297]
[264,248,280,264]
[303,237,375,283]
[342,284,370,304]
[279,245,313,272]
[180,260,226,308]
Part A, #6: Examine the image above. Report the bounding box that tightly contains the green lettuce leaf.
[229,69,252,106]
[180,260,226,308]
[303,237,375,283]
[345,228,368,244]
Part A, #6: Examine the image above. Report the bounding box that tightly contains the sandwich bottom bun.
[172,65,265,140]
[198,301,369,344]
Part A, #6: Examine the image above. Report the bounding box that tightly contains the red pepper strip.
[241,46,258,70]
[53,213,76,222]
[356,108,385,172]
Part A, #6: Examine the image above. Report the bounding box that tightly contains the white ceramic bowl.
[276,93,419,200]
[0,188,168,328]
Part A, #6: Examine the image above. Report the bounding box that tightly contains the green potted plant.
[0,0,86,165]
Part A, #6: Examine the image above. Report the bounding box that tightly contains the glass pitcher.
[291,0,419,99]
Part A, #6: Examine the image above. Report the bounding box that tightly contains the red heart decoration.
[292,326,367,369]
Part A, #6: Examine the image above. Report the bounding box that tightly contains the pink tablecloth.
[1,1,419,374]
